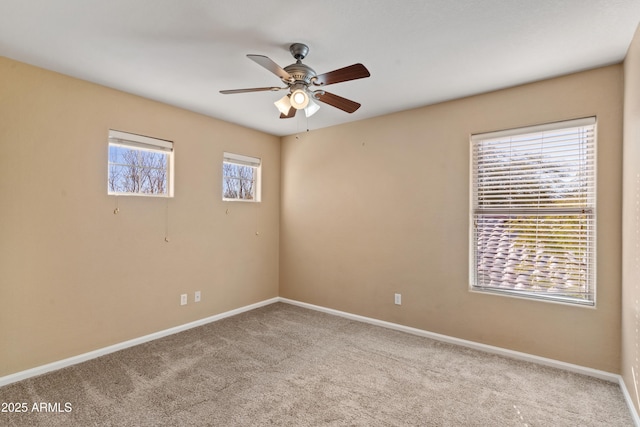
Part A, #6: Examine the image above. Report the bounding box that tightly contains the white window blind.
[223,152,261,168]
[470,117,596,305]
[109,129,173,152]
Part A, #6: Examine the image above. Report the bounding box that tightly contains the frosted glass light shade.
[290,89,309,109]
[304,97,320,117]
[274,95,292,115]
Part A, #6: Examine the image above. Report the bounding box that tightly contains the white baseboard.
[619,376,640,427]
[0,297,279,388]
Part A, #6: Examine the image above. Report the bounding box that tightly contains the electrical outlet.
[394,293,402,305]
[180,294,187,306]
[195,291,201,303]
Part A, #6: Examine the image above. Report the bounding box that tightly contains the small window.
[223,152,261,202]
[108,130,174,197]
[470,117,596,305]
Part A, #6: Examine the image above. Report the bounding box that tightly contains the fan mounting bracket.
[289,43,309,61]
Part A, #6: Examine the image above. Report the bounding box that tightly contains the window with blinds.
[108,130,174,197]
[223,152,261,202]
[470,117,596,305]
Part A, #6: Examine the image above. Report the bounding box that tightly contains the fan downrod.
[289,43,309,61]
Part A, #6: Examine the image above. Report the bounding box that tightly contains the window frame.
[108,129,174,197]
[222,152,262,202]
[469,117,596,306]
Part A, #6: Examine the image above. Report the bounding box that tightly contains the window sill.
[222,198,261,203]
[109,193,173,198]
[469,287,596,308]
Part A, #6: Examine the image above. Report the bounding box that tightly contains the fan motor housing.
[284,62,316,85]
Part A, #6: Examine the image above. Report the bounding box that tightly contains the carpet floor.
[0,302,634,426]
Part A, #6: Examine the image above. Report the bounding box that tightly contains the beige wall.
[622,24,640,412]
[0,53,626,379]
[0,57,280,377]
[280,65,623,372]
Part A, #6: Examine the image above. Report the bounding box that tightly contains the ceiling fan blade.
[313,63,370,86]
[247,54,293,81]
[280,106,297,119]
[314,91,361,113]
[220,86,284,94]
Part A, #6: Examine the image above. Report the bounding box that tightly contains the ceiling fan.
[220,43,370,119]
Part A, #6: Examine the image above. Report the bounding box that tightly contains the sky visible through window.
[108,145,169,195]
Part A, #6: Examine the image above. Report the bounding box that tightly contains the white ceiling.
[1,1,639,137]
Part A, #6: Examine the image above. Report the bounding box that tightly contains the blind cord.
[164,198,170,243]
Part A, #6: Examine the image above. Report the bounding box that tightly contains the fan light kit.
[290,89,309,109]
[220,43,370,119]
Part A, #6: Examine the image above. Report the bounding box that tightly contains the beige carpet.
[0,302,633,426]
